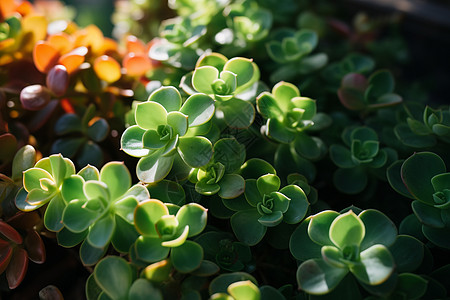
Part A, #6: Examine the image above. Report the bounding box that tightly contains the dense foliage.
[1,0,449,299]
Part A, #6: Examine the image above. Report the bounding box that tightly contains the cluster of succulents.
[1,0,449,299]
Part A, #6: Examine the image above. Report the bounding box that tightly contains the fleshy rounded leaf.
[180,93,215,127]
[329,210,365,249]
[297,258,349,295]
[94,256,132,300]
[176,203,208,237]
[171,240,203,273]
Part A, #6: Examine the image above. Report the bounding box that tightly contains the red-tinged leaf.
[123,53,152,77]
[0,133,17,164]
[58,46,88,74]
[126,35,146,54]
[6,248,28,289]
[33,42,60,73]
[46,65,69,97]
[0,245,13,274]
[0,220,22,244]
[7,211,41,230]
[24,230,46,264]
[20,84,51,111]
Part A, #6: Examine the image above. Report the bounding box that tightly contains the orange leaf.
[33,41,60,73]
[58,46,87,74]
[123,53,152,77]
[0,0,15,21]
[48,33,73,54]
[126,35,146,54]
[94,55,122,83]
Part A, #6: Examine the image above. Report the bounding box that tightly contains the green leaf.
[223,57,254,88]
[137,154,174,183]
[111,215,139,253]
[135,236,170,262]
[291,97,316,120]
[12,145,36,182]
[135,101,167,130]
[57,227,87,247]
[296,29,318,52]
[386,160,414,199]
[180,93,215,127]
[271,81,300,112]
[431,173,450,192]
[177,136,213,168]
[142,259,172,283]
[231,209,267,246]
[243,179,261,207]
[120,125,151,157]
[80,240,107,266]
[148,86,182,112]
[351,244,394,285]
[87,118,109,142]
[100,162,131,200]
[258,211,283,227]
[395,273,428,300]
[134,199,169,236]
[86,274,102,300]
[142,130,168,149]
[213,138,246,174]
[333,167,368,194]
[87,213,115,248]
[23,167,54,192]
[60,175,86,204]
[321,245,346,268]
[176,203,208,237]
[280,185,309,224]
[293,133,322,160]
[218,174,245,199]
[389,235,424,273]
[256,174,280,196]
[366,70,394,101]
[192,66,219,94]
[359,209,397,251]
[266,118,296,143]
[329,145,356,168]
[167,111,188,136]
[209,272,258,296]
[266,41,286,64]
[147,180,185,205]
[228,281,260,300]
[394,124,436,148]
[78,165,100,181]
[297,258,349,295]
[308,210,340,246]
[422,225,450,249]
[43,194,66,232]
[217,97,256,129]
[219,70,237,93]
[54,114,82,135]
[412,200,444,228]
[239,158,276,179]
[329,210,365,249]
[129,279,163,300]
[84,181,109,202]
[401,152,446,204]
[114,196,139,223]
[171,240,203,273]
[256,92,283,119]
[63,199,98,232]
[94,256,132,300]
